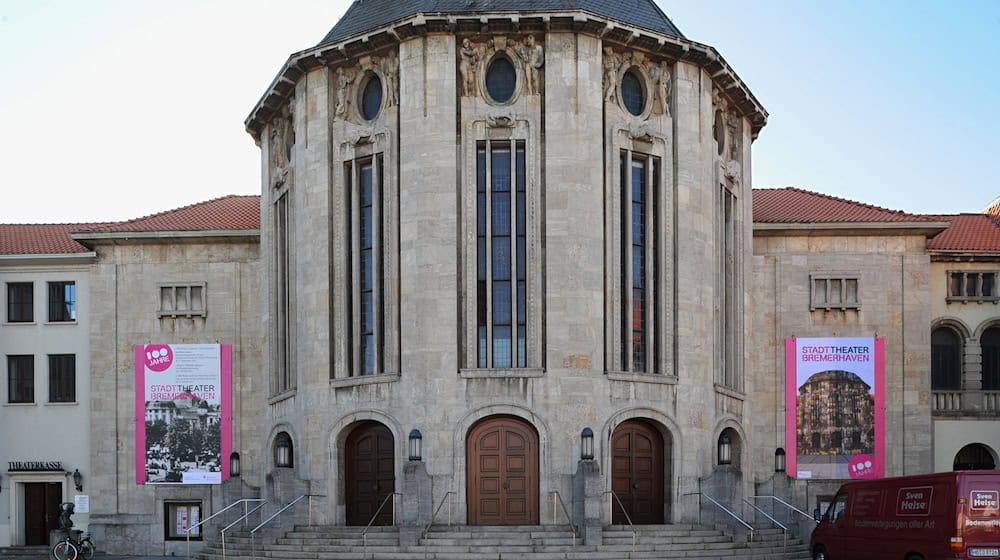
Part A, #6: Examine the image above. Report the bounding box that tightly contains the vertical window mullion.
[373,156,383,375]
[645,158,655,374]
[508,144,517,368]
[515,141,527,368]
[352,161,362,375]
[485,140,493,367]
[477,144,488,368]
[623,150,633,372]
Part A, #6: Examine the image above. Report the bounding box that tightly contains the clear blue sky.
[1,0,997,223]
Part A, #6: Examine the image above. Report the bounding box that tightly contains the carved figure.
[520,35,544,95]
[603,47,622,102]
[651,61,672,117]
[335,67,356,117]
[269,111,292,188]
[460,38,479,97]
[381,54,399,106]
[726,109,741,161]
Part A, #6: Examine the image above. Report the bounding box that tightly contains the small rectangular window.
[158,284,207,317]
[48,354,76,403]
[947,271,999,302]
[164,502,202,540]
[810,274,860,310]
[7,282,34,323]
[7,355,34,403]
[47,282,76,322]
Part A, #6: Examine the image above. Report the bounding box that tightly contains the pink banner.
[135,344,232,484]
[785,337,884,480]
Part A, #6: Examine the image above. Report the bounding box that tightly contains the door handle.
[502,481,510,490]
[633,483,640,489]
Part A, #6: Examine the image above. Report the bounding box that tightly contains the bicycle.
[51,529,94,560]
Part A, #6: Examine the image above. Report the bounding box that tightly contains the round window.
[621,70,645,116]
[360,75,383,120]
[485,57,517,103]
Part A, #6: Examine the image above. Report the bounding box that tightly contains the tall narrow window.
[48,354,76,403]
[718,186,739,390]
[980,327,1000,391]
[619,151,659,373]
[47,281,76,322]
[7,282,33,323]
[348,155,385,376]
[477,141,527,368]
[931,327,962,390]
[7,355,34,403]
[274,191,292,393]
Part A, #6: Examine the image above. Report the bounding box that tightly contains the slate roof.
[0,223,101,255]
[925,214,1000,253]
[78,195,260,235]
[318,0,684,46]
[752,187,929,224]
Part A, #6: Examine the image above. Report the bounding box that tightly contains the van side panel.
[960,474,1000,559]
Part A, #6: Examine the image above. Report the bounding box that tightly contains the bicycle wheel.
[78,540,95,560]
[52,540,78,560]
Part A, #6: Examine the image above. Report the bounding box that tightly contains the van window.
[852,489,883,517]
[826,492,848,521]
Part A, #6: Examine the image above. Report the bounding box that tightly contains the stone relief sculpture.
[650,61,671,117]
[603,47,622,102]
[269,107,293,188]
[460,38,480,97]
[725,109,742,162]
[335,66,357,117]
[519,35,544,96]
[381,53,399,107]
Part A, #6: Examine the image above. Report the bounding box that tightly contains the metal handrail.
[602,491,636,553]
[249,494,323,560]
[422,491,456,540]
[185,498,265,559]
[219,501,268,560]
[362,492,402,546]
[752,495,818,524]
[685,492,754,542]
[742,498,787,532]
[549,491,577,550]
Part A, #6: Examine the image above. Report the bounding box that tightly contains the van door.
[963,478,1000,559]
[817,491,850,559]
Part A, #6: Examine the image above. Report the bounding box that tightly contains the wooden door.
[24,482,62,545]
[345,422,395,526]
[611,420,664,524]
[467,416,538,525]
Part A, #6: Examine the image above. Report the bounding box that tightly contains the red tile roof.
[925,214,1000,253]
[752,187,929,223]
[0,223,113,255]
[983,197,1000,218]
[80,195,260,234]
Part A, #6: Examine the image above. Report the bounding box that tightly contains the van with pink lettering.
[810,470,1000,560]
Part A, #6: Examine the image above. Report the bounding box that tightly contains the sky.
[1,0,998,224]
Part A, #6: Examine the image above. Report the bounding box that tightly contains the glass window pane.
[492,239,511,280]
[622,70,645,116]
[361,76,383,120]
[491,193,511,235]
[493,326,512,368]
[485,57,516,103]
[492,282,512,323]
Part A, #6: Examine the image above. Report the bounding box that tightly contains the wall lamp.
[230,452,241,477]
[408,429,423,461]
[72,469,83,492]
[580,427,594,460]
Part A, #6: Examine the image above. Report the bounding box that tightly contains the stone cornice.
[753,221,950,238]
[929,251,1000,263]
[71,230,260,245]
[0,253,97,266]
[245,10,768,141]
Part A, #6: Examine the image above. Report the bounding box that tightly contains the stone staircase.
[197,523,812,559]
[0,546,50,558]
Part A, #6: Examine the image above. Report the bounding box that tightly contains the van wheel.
[813,545,829,560]
[906,556,925,560]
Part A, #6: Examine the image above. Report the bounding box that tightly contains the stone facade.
[82,238,261,555]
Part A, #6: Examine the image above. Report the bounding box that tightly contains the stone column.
[573,460,603,546]
[400,461,432,546]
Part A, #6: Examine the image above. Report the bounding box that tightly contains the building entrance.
[466,416,539,525]
[611,420,664,524]
[24,482,62,545]
[345,422,395,526]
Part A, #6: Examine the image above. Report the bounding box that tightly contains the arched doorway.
[611,419,665,524]
[467,416,539,525]
[954,443,997,470]
[345,422,395,526]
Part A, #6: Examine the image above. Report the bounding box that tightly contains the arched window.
[274,432,294,468]
[485,57,516,103]
[981,326,1000,390]
[931,327,962,390]
[621,69,645,116]
[954,443,997,470]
